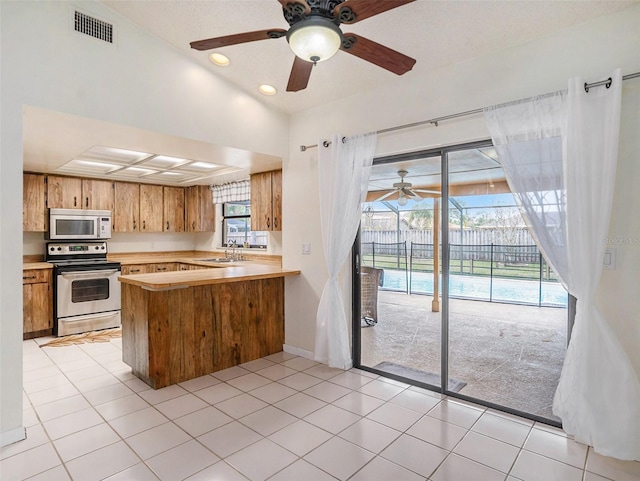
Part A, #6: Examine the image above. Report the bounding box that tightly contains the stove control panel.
[46,241,108,259]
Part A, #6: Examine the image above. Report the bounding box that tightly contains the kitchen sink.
[198,258,236,263]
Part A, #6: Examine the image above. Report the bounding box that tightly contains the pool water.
[380,269,568,307]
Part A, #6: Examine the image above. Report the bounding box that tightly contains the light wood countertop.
[118,264,300,290]
[23,262,53,270]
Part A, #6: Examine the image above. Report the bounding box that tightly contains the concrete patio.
[360,290,568,421]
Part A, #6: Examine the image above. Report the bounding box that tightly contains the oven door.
[56,266,121,319]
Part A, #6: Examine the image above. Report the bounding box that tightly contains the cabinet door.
[140,184,164,232]
[185,185,215,232]
[163,187,185,232]
[250,172,272,231]
[47,175,83,209]
[23,270,52,335]
[271,170,282,231]
[23,173,47,232]
[81,179,114,211]
[113,182,140,232]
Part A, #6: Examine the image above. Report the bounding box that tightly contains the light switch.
[302,242,311,255]
[603,248,616,269]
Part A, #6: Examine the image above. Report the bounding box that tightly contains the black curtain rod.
[300,71,640,152]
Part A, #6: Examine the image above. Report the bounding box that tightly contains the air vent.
[74,10,113,43]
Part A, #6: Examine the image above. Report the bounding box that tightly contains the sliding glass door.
[354,140,568,424]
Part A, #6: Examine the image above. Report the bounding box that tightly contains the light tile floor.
[2,337,640,480]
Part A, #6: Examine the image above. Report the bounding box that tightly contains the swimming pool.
[380,269,568,307]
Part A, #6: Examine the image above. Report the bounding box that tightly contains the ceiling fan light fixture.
[398,191,409,206]
[287,17,342,64]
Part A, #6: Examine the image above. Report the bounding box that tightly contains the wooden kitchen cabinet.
[113,181,140,232]
[150,262,178,273]
[23,269,52,339]
[185,185,215,232]
[81,179,114,211]
[139,184,164,232]
[163,186,185,232]
[47,175,83,209]
[23,173,48,232]
[250,169,282,231]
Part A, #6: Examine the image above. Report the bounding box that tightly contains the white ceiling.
[102,0,637,115]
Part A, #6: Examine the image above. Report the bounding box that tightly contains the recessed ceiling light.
[258,84,277,96]
[151,155,188,165]
[159,171,183,176]
[189,162,219,170]
[75,160,119,169]
[124,166,156,174]
[209,53,230,66]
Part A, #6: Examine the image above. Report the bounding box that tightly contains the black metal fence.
[361,241,563,306]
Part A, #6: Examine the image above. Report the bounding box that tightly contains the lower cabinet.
[23,269,52,339]
[179,263,209,271]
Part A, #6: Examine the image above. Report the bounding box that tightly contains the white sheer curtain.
[555,69,640,460]
[314,133,377,369]
[485,69,640,460]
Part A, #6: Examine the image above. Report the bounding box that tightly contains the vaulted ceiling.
[102,0,637,114]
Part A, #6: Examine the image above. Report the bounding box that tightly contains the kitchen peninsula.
[118,262,300,389]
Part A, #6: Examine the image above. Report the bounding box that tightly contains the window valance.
[211,179,250,204]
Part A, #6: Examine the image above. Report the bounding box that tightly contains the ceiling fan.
[372,170,440,206]
[190,0,417,92]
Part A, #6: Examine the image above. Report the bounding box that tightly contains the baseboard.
[283,344,314,360]
[1,425,26,448]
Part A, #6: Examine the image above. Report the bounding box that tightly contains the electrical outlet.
[302,242,311,255]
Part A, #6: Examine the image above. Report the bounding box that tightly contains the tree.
[406,206,432,230]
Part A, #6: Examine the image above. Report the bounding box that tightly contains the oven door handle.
[59,269,120,280]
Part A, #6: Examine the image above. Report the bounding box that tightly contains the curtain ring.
[605,77,612,89]
[322,140,331,147]
[584,82,589,93]
[341,136,347,143]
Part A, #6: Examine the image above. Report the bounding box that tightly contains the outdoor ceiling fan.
[190,0,417,92]
[372,169,439,206]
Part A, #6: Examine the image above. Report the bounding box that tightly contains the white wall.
[1,0,288,445]
[283,4,640,377]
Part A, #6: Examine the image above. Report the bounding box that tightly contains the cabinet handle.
[22,275,37,280]
[274,217,278,229]
[266,215,270,229]
[131,269,141,273]
[133,218,137,230]
[85,197,89,208]
[166,221,169,230]
[157,267,167,271]
[192,221,196,230]
[143,220,146,230]
[73,196,77,207]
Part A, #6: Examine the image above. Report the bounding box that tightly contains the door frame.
[351,139,565,427]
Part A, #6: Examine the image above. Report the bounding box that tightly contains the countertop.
[119,264,300,290]
[23,250,281,270]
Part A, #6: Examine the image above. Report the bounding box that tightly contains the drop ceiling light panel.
[56,145,239,186]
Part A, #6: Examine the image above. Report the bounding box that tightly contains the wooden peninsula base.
[120,266,297,389]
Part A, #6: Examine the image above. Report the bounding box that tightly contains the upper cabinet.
[113,181,140,232]
[139,184,164,232]
[251,169,282,231]
[23,173,47,232]
[81,179,114,211]
[47,175,83,209]
[185,185,215,232]
[23,173,218,236]
[163,186,185,232]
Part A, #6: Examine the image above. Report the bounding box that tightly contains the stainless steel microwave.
[47,209,112,240]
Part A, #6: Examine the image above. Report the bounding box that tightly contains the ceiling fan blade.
[334,0,415,24]
[366,189,397,202]
[277,0,311,15]
[286,56,314,92]
[341,34,416,75]
[190,29,287,51]
[404,188,421,199]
